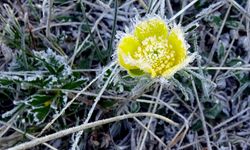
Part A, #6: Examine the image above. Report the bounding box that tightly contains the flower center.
[135,36,176,76]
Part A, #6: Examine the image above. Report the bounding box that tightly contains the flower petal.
[117,35,140,70]
[134,18,168,42]
[168,26,187,66]
[162,53,197,78]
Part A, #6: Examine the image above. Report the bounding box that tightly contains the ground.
[0,0,250,150]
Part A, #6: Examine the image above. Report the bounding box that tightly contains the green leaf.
[226,20,241,29]
[128,69,145,77]
[29,94,54,106]
[217,42,225,60]
[62,78,87,89]
[191,119,202,131]
[236,73,250,85]
[33,106,50,122]
[25,77,47,87]
[44,62,57,74]
[56,65,65,74]
[205,103,222,119]
[99,99,117,109]
[79,57,91,69]
[185,24,198,33]
[212,15,222,27]
[0,79,15,85]
[226,58,245,66]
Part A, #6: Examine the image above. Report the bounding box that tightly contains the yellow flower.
[117,17,195,78]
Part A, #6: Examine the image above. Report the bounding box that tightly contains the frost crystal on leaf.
[0,48,86,125]
[34,48,72,77]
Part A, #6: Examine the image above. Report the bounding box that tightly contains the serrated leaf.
[44,62,57,74]
[25,78,47,87]
[33,106,50,122]
[29,94,54,106]
[56,65,65,74]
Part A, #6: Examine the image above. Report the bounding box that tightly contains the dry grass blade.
[191,76,212,150]
[71,64,118,149]
[212,14,245,81]
[213,107,250,130]
[0,121,57,150]
[45,0,53,38]
[125,109,168,149]
[8,113,178,150]
[227,0,250,20]
[168,0,199,23]
[208,4,232,63]
[138,84,162,150]
[187,66,250,71]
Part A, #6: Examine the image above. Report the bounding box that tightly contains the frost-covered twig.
[0,121,57,150]
[208,4,232,63]
[187,66,250,71]
[125,109,168,149]
[136,96,189,148]
[168,0,199,23]
[227,0,250,20]
[8,113,178,150]
[71,64,118,150]
[0,111,19,138]
[212,14,245,81]
[45,0,53,38]
[191,76,212,150]
[213,107,250,130]
[138,84,162,150]
[68,0,113,64]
